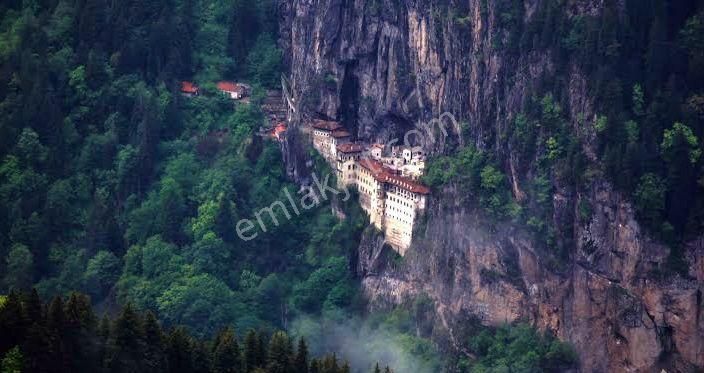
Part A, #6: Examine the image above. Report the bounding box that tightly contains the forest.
[0,290,376,373]
[0,0,579,371]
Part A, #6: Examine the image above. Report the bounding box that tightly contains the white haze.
[289,315,440,373]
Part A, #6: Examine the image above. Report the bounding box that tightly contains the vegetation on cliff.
[426,1,704,274]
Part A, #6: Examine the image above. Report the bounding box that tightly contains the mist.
[289,314,442,373]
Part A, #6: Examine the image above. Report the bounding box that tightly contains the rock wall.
[278,0,704,371]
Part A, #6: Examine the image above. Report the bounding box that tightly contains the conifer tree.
[373,363,381,373]
[256,332,267,368]
[191,341,211,373]
[243,329,262,372]
[107,303,145,373]
[319,354,339,373]
[25,289,44,326]
[266,331,292,373]
[46,297,65,333]
[97,314,111,372]
[309,359,320,373]
[293,338,308,373]
[211,327,241,373]
[21,323,53,373]
[0,292,27,356]
[166,327,194,373]
[143,311,167,373]
[0,346,23,373]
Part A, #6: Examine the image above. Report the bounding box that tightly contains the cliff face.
[278,0,704,371]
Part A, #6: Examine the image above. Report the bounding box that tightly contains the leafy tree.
[246,35,282,89]
[0,346,22,373]
[634,173,667,227]
[3,244,33,291]
[84,250,121,300]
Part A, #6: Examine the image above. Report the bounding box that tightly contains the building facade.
[311,120,431,255]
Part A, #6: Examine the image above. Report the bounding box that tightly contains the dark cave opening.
[339,60,360,137]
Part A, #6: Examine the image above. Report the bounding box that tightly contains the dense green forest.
[0,0,580,371]
[426,0,704,272]
[0,290,377,373]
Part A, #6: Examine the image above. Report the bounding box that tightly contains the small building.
[180,81,199,97]
[330,129,351,159]
[370,144,384,159]
[311,120,345,163]
[336,143,364,187]
[271,123,287,141]
[217,81,247,100]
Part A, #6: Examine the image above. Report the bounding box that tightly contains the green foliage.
[0,291,363,373]
[633,173,667,229]
[246,34,282,89]
[464,324,577,373]
[3,245,33,291]
[84,250,121,300]
[0,346,22,373]
[661,123,701,165]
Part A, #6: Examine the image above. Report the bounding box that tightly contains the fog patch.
[290,315,440,373]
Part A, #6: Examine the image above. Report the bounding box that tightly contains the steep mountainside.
[277,0,704,371]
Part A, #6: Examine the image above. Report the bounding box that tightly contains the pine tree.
[21,323,53,373]
[191,341,211,373]
[45,296,66,373]
[211,327,241,373]
[143,312,167,373]
[256,332,267,368]
[318,354,339,373]
[0,346,23,373]
[25,289,44,326]
[243,329,262,372]
[373,363,381,373]
[46,297,64,333]
[266,331,292,373]
[0,292,27,356]
[309,359,320,373]
[293,338,308,373]
[107,303,145,373]
[97,314,111,372]
[166,327,194,373]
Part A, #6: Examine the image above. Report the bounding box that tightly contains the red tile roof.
[311,120,342,131]
[337,143,364,153]
[331,130,351,138]
[216,81,242,93]
[181,81,199,94]
[381,173,431,195]
[357,159,430,194]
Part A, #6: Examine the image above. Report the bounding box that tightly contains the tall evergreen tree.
[107,303,144,373]
[211,327,241,373]
[266,331,292,373]
[293,338,308,373]
[166,327,194,373]
[243,329,262,372]
[143,312,167,373]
